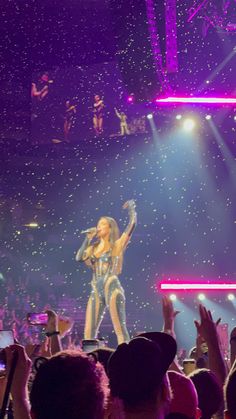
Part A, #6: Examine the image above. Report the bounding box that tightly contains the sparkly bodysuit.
[77,201,136,345]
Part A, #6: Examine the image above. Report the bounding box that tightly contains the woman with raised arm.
[76,200,137,345]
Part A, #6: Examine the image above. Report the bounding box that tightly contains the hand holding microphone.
[81,227,97,240]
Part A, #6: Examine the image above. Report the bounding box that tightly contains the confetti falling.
[0,0,236,349]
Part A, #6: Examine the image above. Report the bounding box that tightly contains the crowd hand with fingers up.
[194,304,226,384]
[162,296,182,374]
[5,344,31,419]
[162,295,180,339]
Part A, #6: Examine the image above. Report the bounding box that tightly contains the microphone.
[80,227,97,234]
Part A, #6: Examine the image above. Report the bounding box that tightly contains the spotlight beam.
[160,283,236,290]
[197,49,236,93]
[155,97,236,104]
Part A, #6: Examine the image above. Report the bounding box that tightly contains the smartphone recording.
[0,331,13,377]
[0,330,14,349]
[82,339,100,353]
[27,313,48,325]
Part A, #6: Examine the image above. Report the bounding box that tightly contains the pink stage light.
[127,95,134,103]
[155,97,236,104]
[159,282,236,291]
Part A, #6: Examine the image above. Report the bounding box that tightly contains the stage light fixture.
[127,95,134,103]
[24,222,39,228]
[170,294,177,301]
[234,115,236,121]
[205,114,212,120]
[176,114,182,120]
[227,293,235,301]
[198,293,206,301]
[147,113,153,119]
[183,118,195,131]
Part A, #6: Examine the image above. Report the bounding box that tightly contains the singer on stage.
[75,200,137,344]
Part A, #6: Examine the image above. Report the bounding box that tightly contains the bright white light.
[234,115,236,121]
[176,114,182,120]
[228,293,235,301]
[205,115,212,120]
[170,294,177,301]
[198,293,206,301]
[183,118,195,131]
[24,222,39,228]
[147,114,153,120]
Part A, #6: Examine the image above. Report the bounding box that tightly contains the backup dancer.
[93,95,104,135]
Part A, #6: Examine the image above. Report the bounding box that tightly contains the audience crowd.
[1,288,236,419]
[0,278,81,347]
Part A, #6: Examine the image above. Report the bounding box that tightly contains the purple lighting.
[145,0,170,94]
[155,97,236,104]
[187,0,210,23]
[165,0,178,73]
[127,95,134,103]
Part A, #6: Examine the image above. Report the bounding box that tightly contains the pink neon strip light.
[155,97,236,104]
[160,283,236,290]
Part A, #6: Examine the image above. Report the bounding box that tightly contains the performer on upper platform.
[31,72,53,144]
[76,200,137,345]
[115,108,130,136]
[93,95,104,135]
[31,72,53,102]
[64,100,77,142]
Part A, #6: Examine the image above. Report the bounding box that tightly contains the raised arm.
[230,327,236,368]
[162,295,180,339]
[31,82,48,99]
[31,82,40,98]
[194,304,227,385]
[5,345,32,419]
[115,200,137,251]
[115,108,121,119]
[162,296,182,373]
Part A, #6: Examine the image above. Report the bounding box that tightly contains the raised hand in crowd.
[194,304,226,384]
[162,295,180,339]
[229,326,236,369]
[161,296,182,374]
[5,344,31,419]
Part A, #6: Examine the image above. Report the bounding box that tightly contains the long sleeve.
[115,109,121,119]
[124,200,137,238]
[75,237,90,262]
